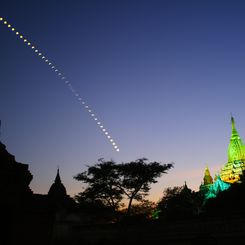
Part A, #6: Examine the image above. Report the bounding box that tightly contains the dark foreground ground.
[3,214,245,245]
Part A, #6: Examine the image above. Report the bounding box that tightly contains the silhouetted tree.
[117,158,173,215]
[74,158,173,217]
[158,184,202,220]
[74,159,123,212]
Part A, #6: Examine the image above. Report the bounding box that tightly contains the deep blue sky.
[1,0,245,201]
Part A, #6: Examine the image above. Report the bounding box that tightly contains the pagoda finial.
[184,181,187,187]
[231,114,235,130]
[55,167,61,184]
[230,114,240,139]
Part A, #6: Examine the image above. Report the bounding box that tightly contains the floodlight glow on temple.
[200,116,245,200]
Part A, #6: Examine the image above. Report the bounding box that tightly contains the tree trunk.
[127,197,133,215]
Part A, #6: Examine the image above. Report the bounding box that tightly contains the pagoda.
[203,167,213,185]
[200,116,245,200]
[47,168,74,209]
[48,168,68,200]
[220,116,245,183]
[199,167,213,195]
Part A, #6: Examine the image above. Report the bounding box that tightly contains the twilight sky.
[1,0,245,202]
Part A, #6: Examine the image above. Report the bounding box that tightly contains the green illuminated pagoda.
[200,116,245,200]
[220,116,245,183]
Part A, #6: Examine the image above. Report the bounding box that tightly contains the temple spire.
[231,115,236,132]
[231,114,234,125]
[229,115,240,142]
[55,168,61,184]
[48,167,67,198]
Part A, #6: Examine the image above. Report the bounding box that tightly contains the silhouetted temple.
[0,140,33,207]
[48,168,68,198]
[200,116,245,200]
[0,139,73,206]
[0,138,77,244]
[47,168,75,210]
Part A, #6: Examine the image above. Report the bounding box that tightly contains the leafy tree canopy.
[74,159,123,210]
[74,158,173,216]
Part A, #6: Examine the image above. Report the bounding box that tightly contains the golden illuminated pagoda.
[199,166,214,197]
[220,116,245,183]
[203,166,213,185]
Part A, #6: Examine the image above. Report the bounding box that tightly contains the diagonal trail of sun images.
[0,17,120,152]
